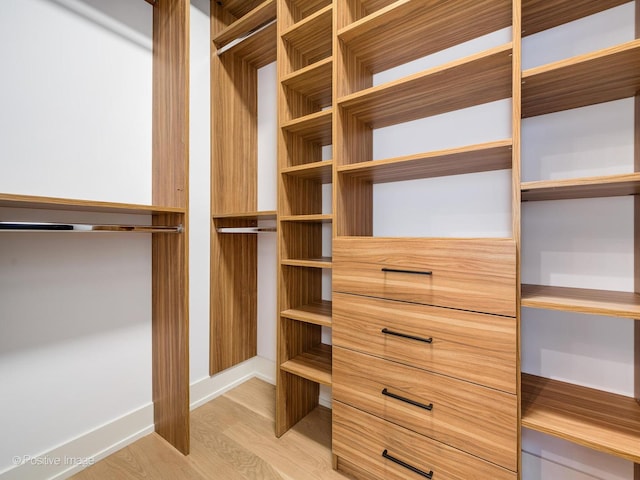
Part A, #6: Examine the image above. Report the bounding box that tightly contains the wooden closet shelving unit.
[519,0,640,475]
[0,0,191,455]
[210,0,277,375]
[276,0,334,437]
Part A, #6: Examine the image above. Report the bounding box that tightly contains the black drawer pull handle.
[381,267,433,276]
[382,388,433,411]
[382,450,433,479]
[381,328,433,344]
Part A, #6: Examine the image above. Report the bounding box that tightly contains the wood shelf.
[337,0,511,73]
[0,193,185,215]
[521,173,640,201]
[281,300,332,327]
[337,140,513,183]
[337,44,512,129]
[280,214,333,223]
[522,39,640,118]
[281,257,333,269]
[521,374,640,463]
[281,160,333,183]
[212,210,277,220]
[280,343,332,386]
[521,284,640,320]
[281,109,332,144]
[281,5,332,67]
[522,0,629,37]
[220,21,277,68]
[281,57,332,107]
[212,0,276,49]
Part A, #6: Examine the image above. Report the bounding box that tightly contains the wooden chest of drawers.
[332,237,517,479]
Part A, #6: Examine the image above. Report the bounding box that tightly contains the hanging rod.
[216,226,276,234]
[216,19,277,56]
[0,222,183,233]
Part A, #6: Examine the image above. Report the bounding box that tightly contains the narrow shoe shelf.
[280,343,332,386]
[281,300,332,328]
[521,172,640,201]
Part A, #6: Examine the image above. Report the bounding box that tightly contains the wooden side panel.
[152,212,189,454]
[153,0,189,209]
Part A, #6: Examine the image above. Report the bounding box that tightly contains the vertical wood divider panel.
[635,3,640,478]
[151,0,190,454]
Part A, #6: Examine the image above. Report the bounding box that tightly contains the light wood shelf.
[212,0,276,49]
[522,0,629,37]
[337,140,513,183]
[521,173,640,201]
[280,343,332,386]
[281,5,332,68]
[522,374,640,463]
[220,21,277,68]
[281,160,333,183]
[281,257,332,269]
[281,109,332,144]
[281,57,332,107]
[522,39,640,118]
[337,43,512,129]
[281,300,332,327]
[0,193,185,215]
[522,284,640,320]
[337,0,511,73]
[280,214,333,223]
[212,210,277,220]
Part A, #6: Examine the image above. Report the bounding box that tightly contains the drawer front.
[332,292,516,393]
[333,237,516,317]
[333,401,517,480]
[333,347,517,470]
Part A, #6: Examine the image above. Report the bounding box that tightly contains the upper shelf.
[0,193,184,215]
[522,284,640,320]
[522,373,640,463]
[219,21,277,68]
[280,343,332,386]
[281,57,333,107]
[337,43,513,129]
[281,160,333,183]
[521,173,640,201]
[213,0,276,49]
[281,109,332,145]
[337,0,511,73]
[281,5,332,68]
[522,39,640,118]
[281,299,332,328]
[212,210,277,221]
[522,0,630,37]
[337,140,513,183]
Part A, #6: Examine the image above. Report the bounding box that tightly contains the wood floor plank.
[222,377,276,420]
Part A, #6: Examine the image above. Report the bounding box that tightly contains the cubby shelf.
[280,214,333,223]
[521,173,640,201]
[281,257,332,269]
[220,21,277,67]
[521,284,640,320]
[337,0,511,73]
[281,57,333,106]
[212,210,277,220]
[212,0,276,49]
[522,374,640,463]
[521,0,629,37]
[281,109,332,144]
[337,43,513,129]
[280,343,332,386]
[0,193,185,215]
[522,39,640,118]
[281,160,333,183]
[337,140,513,183]
[281,300,332,327]
[281,5,332,69]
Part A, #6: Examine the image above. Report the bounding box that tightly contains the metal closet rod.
[216,226,276,234]
[0,222,183,233]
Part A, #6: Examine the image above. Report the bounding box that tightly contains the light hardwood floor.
[71,378,349,480]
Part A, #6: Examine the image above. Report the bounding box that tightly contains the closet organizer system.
[0,0,191,455]
[210,0,640,478]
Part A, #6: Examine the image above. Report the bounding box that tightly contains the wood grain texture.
[635,3,639,416]
[281,0,332,26]
[522,0,629,36]
[336,140,513,183]
[333,401,517,480]
[281,257,332,268]
[333,237,517,317]
[338,43,513,129]
[280,343,332,385]
[280,214,333,222]
[522,39,640,118]
[281,5,332,73]
[213,0,276,49]
[521,172,640,201]
[213,210,277,221]
[522,374,640,463]
[152,0,189,209]
[332,292,517,393]
[337,0,511,73]
[281,109,333,144]
[281,160,333,183]
[522,284,640,319]
[281,58,333,107]
[152,212,189,454]
[221,22,277,68]
[281,299,332,327]
[333,347,518,470]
